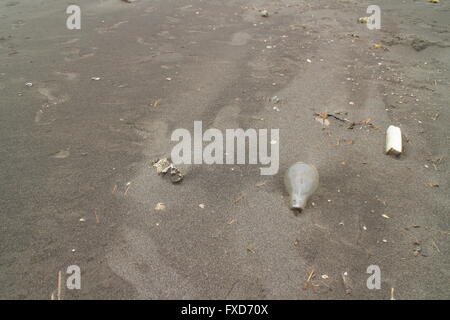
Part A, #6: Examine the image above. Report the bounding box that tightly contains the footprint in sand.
[212,105,241,130]
[61,38,80,46]
[136,36,152,46]
[54,71,79,81]
[230,32,252,46]
[34,109,44,123]
[62,47,97,62]
[37,87,69,105]
[96,21,128,34]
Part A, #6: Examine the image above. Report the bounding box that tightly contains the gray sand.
[0,0,449,299]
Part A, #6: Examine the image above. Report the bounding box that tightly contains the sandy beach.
[0,0,449,299]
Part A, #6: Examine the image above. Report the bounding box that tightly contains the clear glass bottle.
[284,162,319,212]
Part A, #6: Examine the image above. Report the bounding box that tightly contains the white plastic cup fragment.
[385,125,402,156]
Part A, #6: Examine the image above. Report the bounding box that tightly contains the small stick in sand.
[432,239,441,253]
[303,269,316,290]
[341,272,352,295]
[234,193,245,204]
[124,182,131,196]
[57,270,62,300]
[94,210,100,224]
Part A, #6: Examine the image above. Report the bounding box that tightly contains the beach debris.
[314,113,330,126]
[390,288,395,300]
[428,0,439,3]
[51,270,63,300]
[79,218,86,222]
[51,150,70,159]
[335,139,354,146]
[260,9,269,17]
[151,158,185,183]
[91,77,101,81]
[381,214,390,219]
[234,192,246,204]
[153,158,172,174]
[428,156,443,170]
[124,182,131,195]
[348,118,378,130]
[432,240,440,253]
[122,0,137,3]
[154,202,166,211]
[427,183,439,188]
[25,82,33,87]
[152,98,161,108]
[358,17,369,24]
[385,125,402,156]
[94,210,100,224]
[284,162,319,212]
[413,243,422,256]
[271,95,280,104]
[341,271,352,294]
[199,203,205,209]
[314,112,349,123]
[303,269,317,290]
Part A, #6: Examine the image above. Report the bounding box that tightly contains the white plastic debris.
[385,125,402,155]
[155,203,166,211]
[284,162,319,212]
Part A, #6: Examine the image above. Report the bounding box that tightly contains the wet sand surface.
[0,0,449,299]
